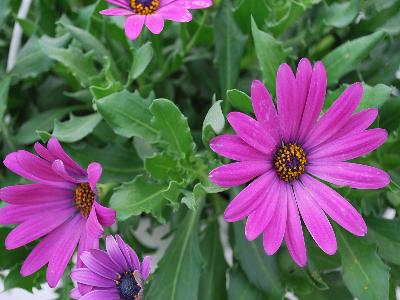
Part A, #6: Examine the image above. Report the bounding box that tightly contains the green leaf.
[214,0,247,95]
[3,265,44,293]
[323,0,360,28]
[380,97,400,133]
[251,18,287,95]
[359,83,392,110]
[337,228,390,300]
[199,221,227,300]
[226,89,253,114]
[145,152,183,181]
[147,206,203,300]
[53,113,102,143]
[0,0,10,28]
[0,76,11,121]
[228,267,266,300]
[0,228,30,271]
[97,90,158,142]
[232,222,284,299]
[322,31,386,86]
[202,100,225,145]
[129,42,154,81]
[150,99,195,158]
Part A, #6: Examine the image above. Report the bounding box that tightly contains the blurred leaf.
[53,113,102,143]
[359,83,392,110]
[337,228,389,300]
[228,267,266,300]
[202,100,225,145]
[3,265,44,293]
[226,89,253,114]
[0,228,30,271]
[0,76,11,121]
[323,31,386,85]
[147,205,203,300]
[380,97,400,133]
[323,0,360,28]
[0,0,10,28]
[129,42,154,81]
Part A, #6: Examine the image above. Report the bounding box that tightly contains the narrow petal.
[100,8,133,15]
[87,163,102,191]
[209,161,271,187]
[209,134,267,161]
[80,289,120,300]
[304,83,363,149]
[162,0,213,9]
[34,142,56,162]
[224,171,275,222]
[52,160,82,183]
[90,249,123,274]
[86,207,104,239]
[297,61,327,143]
[127,245,141,271]
[71,268,115,288]
[106,0,131,9]
[250,80,280,142]
[285,186,306,267]
[80,251,119,280]
[145,14,165,34]
[277,63,297,141]
[301,174,367,236]
[76,229,100,270]
[309,128,388,162]
[158,5,192,22]
[116,235,134,270]
[293,181,337,255]
[245,179,280,241]
[227,112,276,155]
[94,203,116,227]
[141,256,151,280]
[125,15,146,40]
[307,162,390,189]
[70,287,82,300]
[106,236,129,271]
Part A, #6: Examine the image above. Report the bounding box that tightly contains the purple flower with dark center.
[100,0,213,40]
[209,58,391,267]
[70,235,151,300]
[0,137,116,287]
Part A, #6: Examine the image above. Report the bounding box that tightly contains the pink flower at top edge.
[0,137,116,287]
[209,58,390,267]
[100,0,213,40]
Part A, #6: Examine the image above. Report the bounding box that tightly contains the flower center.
[116,271,142,300]
[273,143,307,182]
[130,0,159,15]
[75,183,95,218]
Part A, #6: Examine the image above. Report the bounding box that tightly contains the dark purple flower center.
[116,271,142,300]
[75,183,95,218]
[273,143,307,182]
[130,0,159,15]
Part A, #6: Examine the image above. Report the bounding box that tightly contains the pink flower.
[209,58,390,267]
[100,0,213,40]
[0,137,116,287]
[70,235,151,300]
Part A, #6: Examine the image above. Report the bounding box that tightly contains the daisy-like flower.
[70,235,151,300]
[209,58,390,267]
[0,137,116,287]
[100,0,213,40]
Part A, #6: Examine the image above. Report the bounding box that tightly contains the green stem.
[183,11,209,55]
[0,120,16,151]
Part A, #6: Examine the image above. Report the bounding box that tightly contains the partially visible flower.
[0,137,116,287]
[100,0,213,40]
[209,58,390,267]
[70,235,151,300]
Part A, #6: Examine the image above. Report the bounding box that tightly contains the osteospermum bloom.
[209,59,390,267]
[70,235,151,300]
[100,0,213,40]
[0,137,116,287]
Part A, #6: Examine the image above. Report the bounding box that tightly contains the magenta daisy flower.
[100,0,213,40]
[209,58,390,267]
[0,137,116,287]
[70,235,151,300]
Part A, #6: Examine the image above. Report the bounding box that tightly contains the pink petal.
[106,0,131,9]
[297,61,327,143]
[209,134,267,161]
[86,207,104,239]
[125,15,146,40]
[293,181,337,255]
[87,162,102,191]
[158,4,192,22]
[70,287,82,300]
[250,80,280,142]
[277,63,297,141]
[71,268,115,287]
[80,251,119,280]
[301,174,367,236]
[34,142,56,162]
[161,0,213,9]
[80,289,120,300]
[304,83,363,149]
[224,171,275,222]
[116,235,134,270]
[309,128,388,162]
[100,8,133,15]
[245,178,280,241]
[106,235,129,270]
[94,203,116,227]
[209,161,271,187]
[90,249,123,274]
[141,256,151,280]
[52,160,82,183]
[307,162,390,189]
[227,112,276,155]
[127,245,141,271]
[145,14,165,34]
[285,186,306,267]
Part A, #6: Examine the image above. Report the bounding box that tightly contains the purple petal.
[250,80,280,142]
[141,256,151,280]
[224,171,275,222]
[161,0,212,9]
[106,0,131,9]
[209,134,267,161]
[76,229,100,270]
[158,5,192,22]
[145,14,165,34]
[87,162,102,191]
[80,289,121,300]
[307,162,390,189]
[52,160,82,183]
[90,249,123,274]
[284,186,306,267]
[304,83,363,149]
[71,268,115,288]
[301,174,367,236]
[293,181,337,255]
[70,287,82,300]
[106,235,129,271]
[309,128,388,162]
[94,203,116,227]
[277,63,298,141]
[80,251,119,280]
[100,8,133,15]
[34,142,56,162]
[127,245,141,271]
[116,235,134,270]
[227,112,276,154]
[297,61,327,143]
[86,207,104,239]
[209,161,271,187]
[125,15,145,40]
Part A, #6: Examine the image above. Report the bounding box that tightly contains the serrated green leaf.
[202,100,225,145]
[53,113,102,143]
[145,152,182,181]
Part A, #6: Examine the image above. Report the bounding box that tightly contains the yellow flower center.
[274,143,307,182]
[75,183,95,218]
[130,0,159,15]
